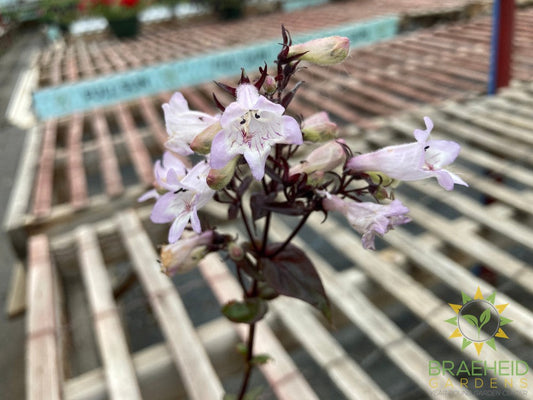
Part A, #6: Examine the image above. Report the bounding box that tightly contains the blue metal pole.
[488,0,501,95]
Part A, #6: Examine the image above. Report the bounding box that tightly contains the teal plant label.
[32,15,399,119]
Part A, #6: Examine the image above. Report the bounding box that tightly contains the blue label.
[33,15,399,119]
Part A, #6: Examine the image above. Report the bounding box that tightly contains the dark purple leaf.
[250,192,275,220]
[212,93,225,112]
[260,200,308,216]
[214,81,236,97]
[254,63,268,90]
[281,81,304,109]
[235,256,263,281]
[239,68,250,84]
[228,203,239,220]
[261,244,330,321]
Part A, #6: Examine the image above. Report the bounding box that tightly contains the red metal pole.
[496,0,515,89]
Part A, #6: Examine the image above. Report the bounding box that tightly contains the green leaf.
[479,308,491,329]
[461,292,472,304]
[486,337,497,350]
[499,316,512,326]
[444,317,457,326]
[486,291,497,304]
[461,338,472,350]
[462,314,479,328]
[222,298,268,324]
[236,342,248,357]
[251,353,272,366]
[258,281,279,300]
[262,243,330,321]
[223,394,237,400]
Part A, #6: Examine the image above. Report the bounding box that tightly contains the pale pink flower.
[289,140,346,177]
[322,194,411,250]
[163,92,219,155]
[138,151,187,202]
[347,117,467,191]
[150,161,215,243]
[301,111,338,142]
[160,231,214,275]
[210,84,302,180]
[288,36,350,65]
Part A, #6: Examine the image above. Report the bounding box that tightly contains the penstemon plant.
[139,26,468,399]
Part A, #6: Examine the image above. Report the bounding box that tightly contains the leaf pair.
[462,308,491,338]
[222,243,331,324]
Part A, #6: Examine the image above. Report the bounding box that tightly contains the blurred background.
[1,1,532,399]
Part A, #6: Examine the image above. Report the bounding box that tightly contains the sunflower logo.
[446,287,512,355]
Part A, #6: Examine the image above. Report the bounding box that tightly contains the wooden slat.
[137,97,168,147]
[405,201,533,294]
[67,114,89,209]
[32,120,57,217]
[4,125,42,257]
[199,253,321,400]
[298,214,533,397]
[76,225,142,400]
[384,228,533,342]
[271,297,390,400]
[26,235,61,400]
[115,209,225,400]
[267,216,476,400]
[115,104,154,186]
[91,110,124,197]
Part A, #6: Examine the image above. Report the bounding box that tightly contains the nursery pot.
[107,16,139,38]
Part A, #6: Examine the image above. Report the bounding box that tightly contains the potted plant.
[79,0,151,38]
[39,0,80,33]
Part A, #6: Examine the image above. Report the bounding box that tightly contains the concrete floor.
[0,25,45,400]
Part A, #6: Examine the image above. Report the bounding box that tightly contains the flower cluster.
[78,0,150,19]
[139,27,467,399]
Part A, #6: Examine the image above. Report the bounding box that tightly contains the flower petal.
[151,192,178,223]
[347,142,424,180]
[168,215,189,243]
[190,205,202,232]
[220,102,247,129]
[281,115,303,145]
[254,95,285,115]
[434,170,455,191]
[244,146,270,180]
[425,140,461,168]
[138,189,158,202]
[167,92,189,113]
[210,130,239,169]
[413,116,433,142]
[236,84,260,109]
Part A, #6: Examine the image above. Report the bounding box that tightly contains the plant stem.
[239,201,259,254]
[270,211,311,257]
[237,322,257,400]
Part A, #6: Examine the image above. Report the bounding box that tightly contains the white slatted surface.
[22,83,533,400]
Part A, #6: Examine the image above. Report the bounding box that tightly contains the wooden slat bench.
[22,81,533,399]
[8,6,533,259]
[3,97,170,259]
[35,0,479,88]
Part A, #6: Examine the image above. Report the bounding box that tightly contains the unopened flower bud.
[289,139,346,177]
[160,231,214,275]
[228,242,245,261]
[207,156,239,190]
[288,36,350,66]
[263,75,277,94]
[190,121,222,154]
[301,112,338,142]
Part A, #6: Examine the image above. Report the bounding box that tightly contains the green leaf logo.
[462,314,478,328]
[479,308,491,329]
